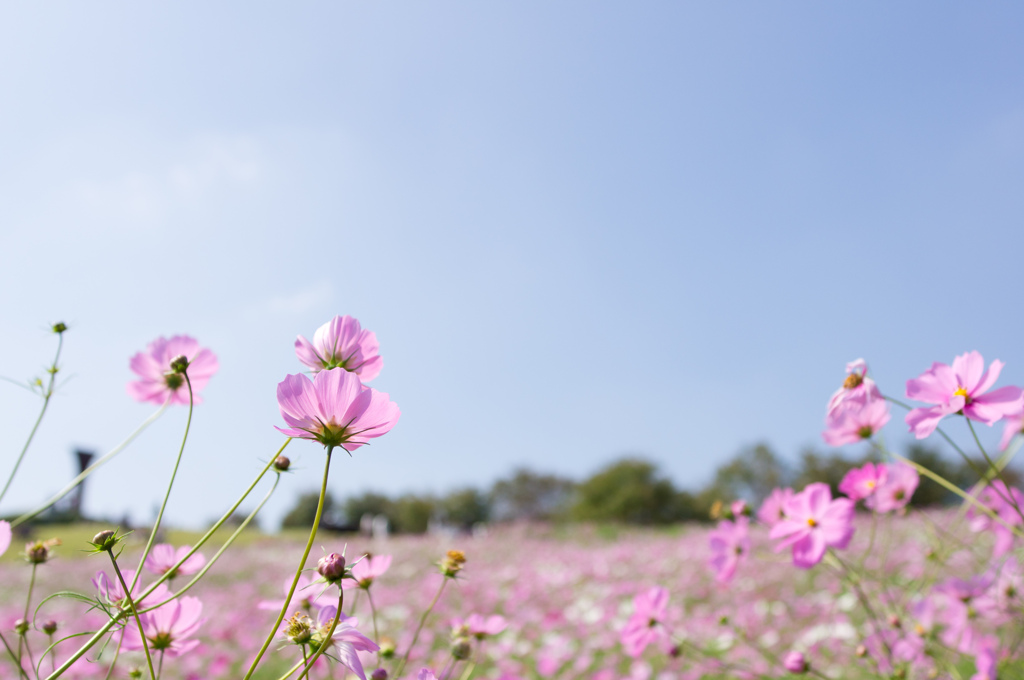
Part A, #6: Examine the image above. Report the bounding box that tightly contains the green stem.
[889,451,1024,539]
[966,419,1024,524]
[242,448,334,680]
[22,564,37,626]
[131,374,194,594]
[101,635,122,680]
[49,441,291,676]
[12,401,168,527]
[44,618,121,680]
[0,333,63,506]
[394,577,449,679]
[109,554,156,680]
[0,631,28,680]
[366,588,381,649]
[137,441,290,602]
[290,588,345,680]
[140,473,280,611]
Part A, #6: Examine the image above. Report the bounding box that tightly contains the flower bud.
[855,644,867,657]
[128,668,143,680]
[14,619,28,636]
[371,670,388,680]
[782,650,808,674]
[51,322,68,334]
[888,615,901,629]
[41,620,58,635]
[169,355,190,374]
[440,550,466,577]
[274,455,291,472]
[450,636,472,660]
[379,637,396,659]
[669,645,682,658]
[25,538,60,564]
[317,553,346,583]
[91,530,119,552]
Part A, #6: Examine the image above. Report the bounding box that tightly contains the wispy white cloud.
[249,279,334,318]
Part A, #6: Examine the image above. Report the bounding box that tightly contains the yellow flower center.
[807,518,817,527]
[843,374,863,389]
[953,386,969,399]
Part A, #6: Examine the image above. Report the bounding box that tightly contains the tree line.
[281,443,1019,532]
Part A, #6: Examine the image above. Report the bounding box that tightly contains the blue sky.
[2,3,1023,528]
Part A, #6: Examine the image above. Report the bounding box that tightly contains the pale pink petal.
[953,351,986,394]
[906,363,958,404]
[791,531,826,569]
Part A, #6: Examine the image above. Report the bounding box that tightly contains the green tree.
[342,492,394,525]
[490,468,575,522]
[440,488,491,529]
[391,494,436,534]
[709,443,789,507]
[281,490,337,529]
[569,458,682,525]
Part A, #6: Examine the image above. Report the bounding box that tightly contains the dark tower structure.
[71,449,95,520]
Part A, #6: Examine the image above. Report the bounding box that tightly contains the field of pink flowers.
[0,510,1019,680]
[3,318,1024,680]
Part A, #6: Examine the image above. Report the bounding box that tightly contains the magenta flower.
[757,488,794,526]
[0,521,9,558]
[295,315,383,382]
[127,335,218,405]
[342,553,392,590]
[769,483,854,569]
[258,575,323,614]
[93,569,173,608]
[620,586,669,658]
[121,596,205,658]
[826,359,881,417]
[275,368,400,451]
[971,636,999,680]
[708,517,749,584]
[838,462,887,501]
[866,462,918,513]
[1000,412,1024,450]
[314,607,379,680]
[144,544,206,578]
[823,398,891,446]
[967,481,1024,557]
[462,613,508,639]
[782,650,807,674]
[905,351,1023,439]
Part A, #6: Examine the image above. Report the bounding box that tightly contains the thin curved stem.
[394,577,449,679]
[110,555,156,680]
[44,618,121,680]
[242,448,334,680]
[12,401,168,528]
[0,631,28,680]
[141,473,281,611]
[131,375,194,593]
[366,588,381,648]
[966,419,1024,524]
[0,333,63,506]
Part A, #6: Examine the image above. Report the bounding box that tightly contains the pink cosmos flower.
[967,481,1024,557]
[122,596,205,658]
[823,398,891,446]
[620,587,669,658]
[769,483,854,569]
[757,488,794,526]
[417,670,439,680]
[295,315,383,382]
[934,576,992,654]
[275,368,400,451]
[127,335,218,405]
[462,614,508,639]
[971,636,998,680]
[866,462,918,513]
[144,544,206,578]
[342,553,392,590]
[838,462,887,501]
[93,569,173,608]
[826,359,882,417]
[0,521,9,557]
[314,607,379,680]
[782,650,807,674]
[258,575,323,613]
[905,351,1023,439]
[708,517,749,584]
[1000,411,1024,451]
